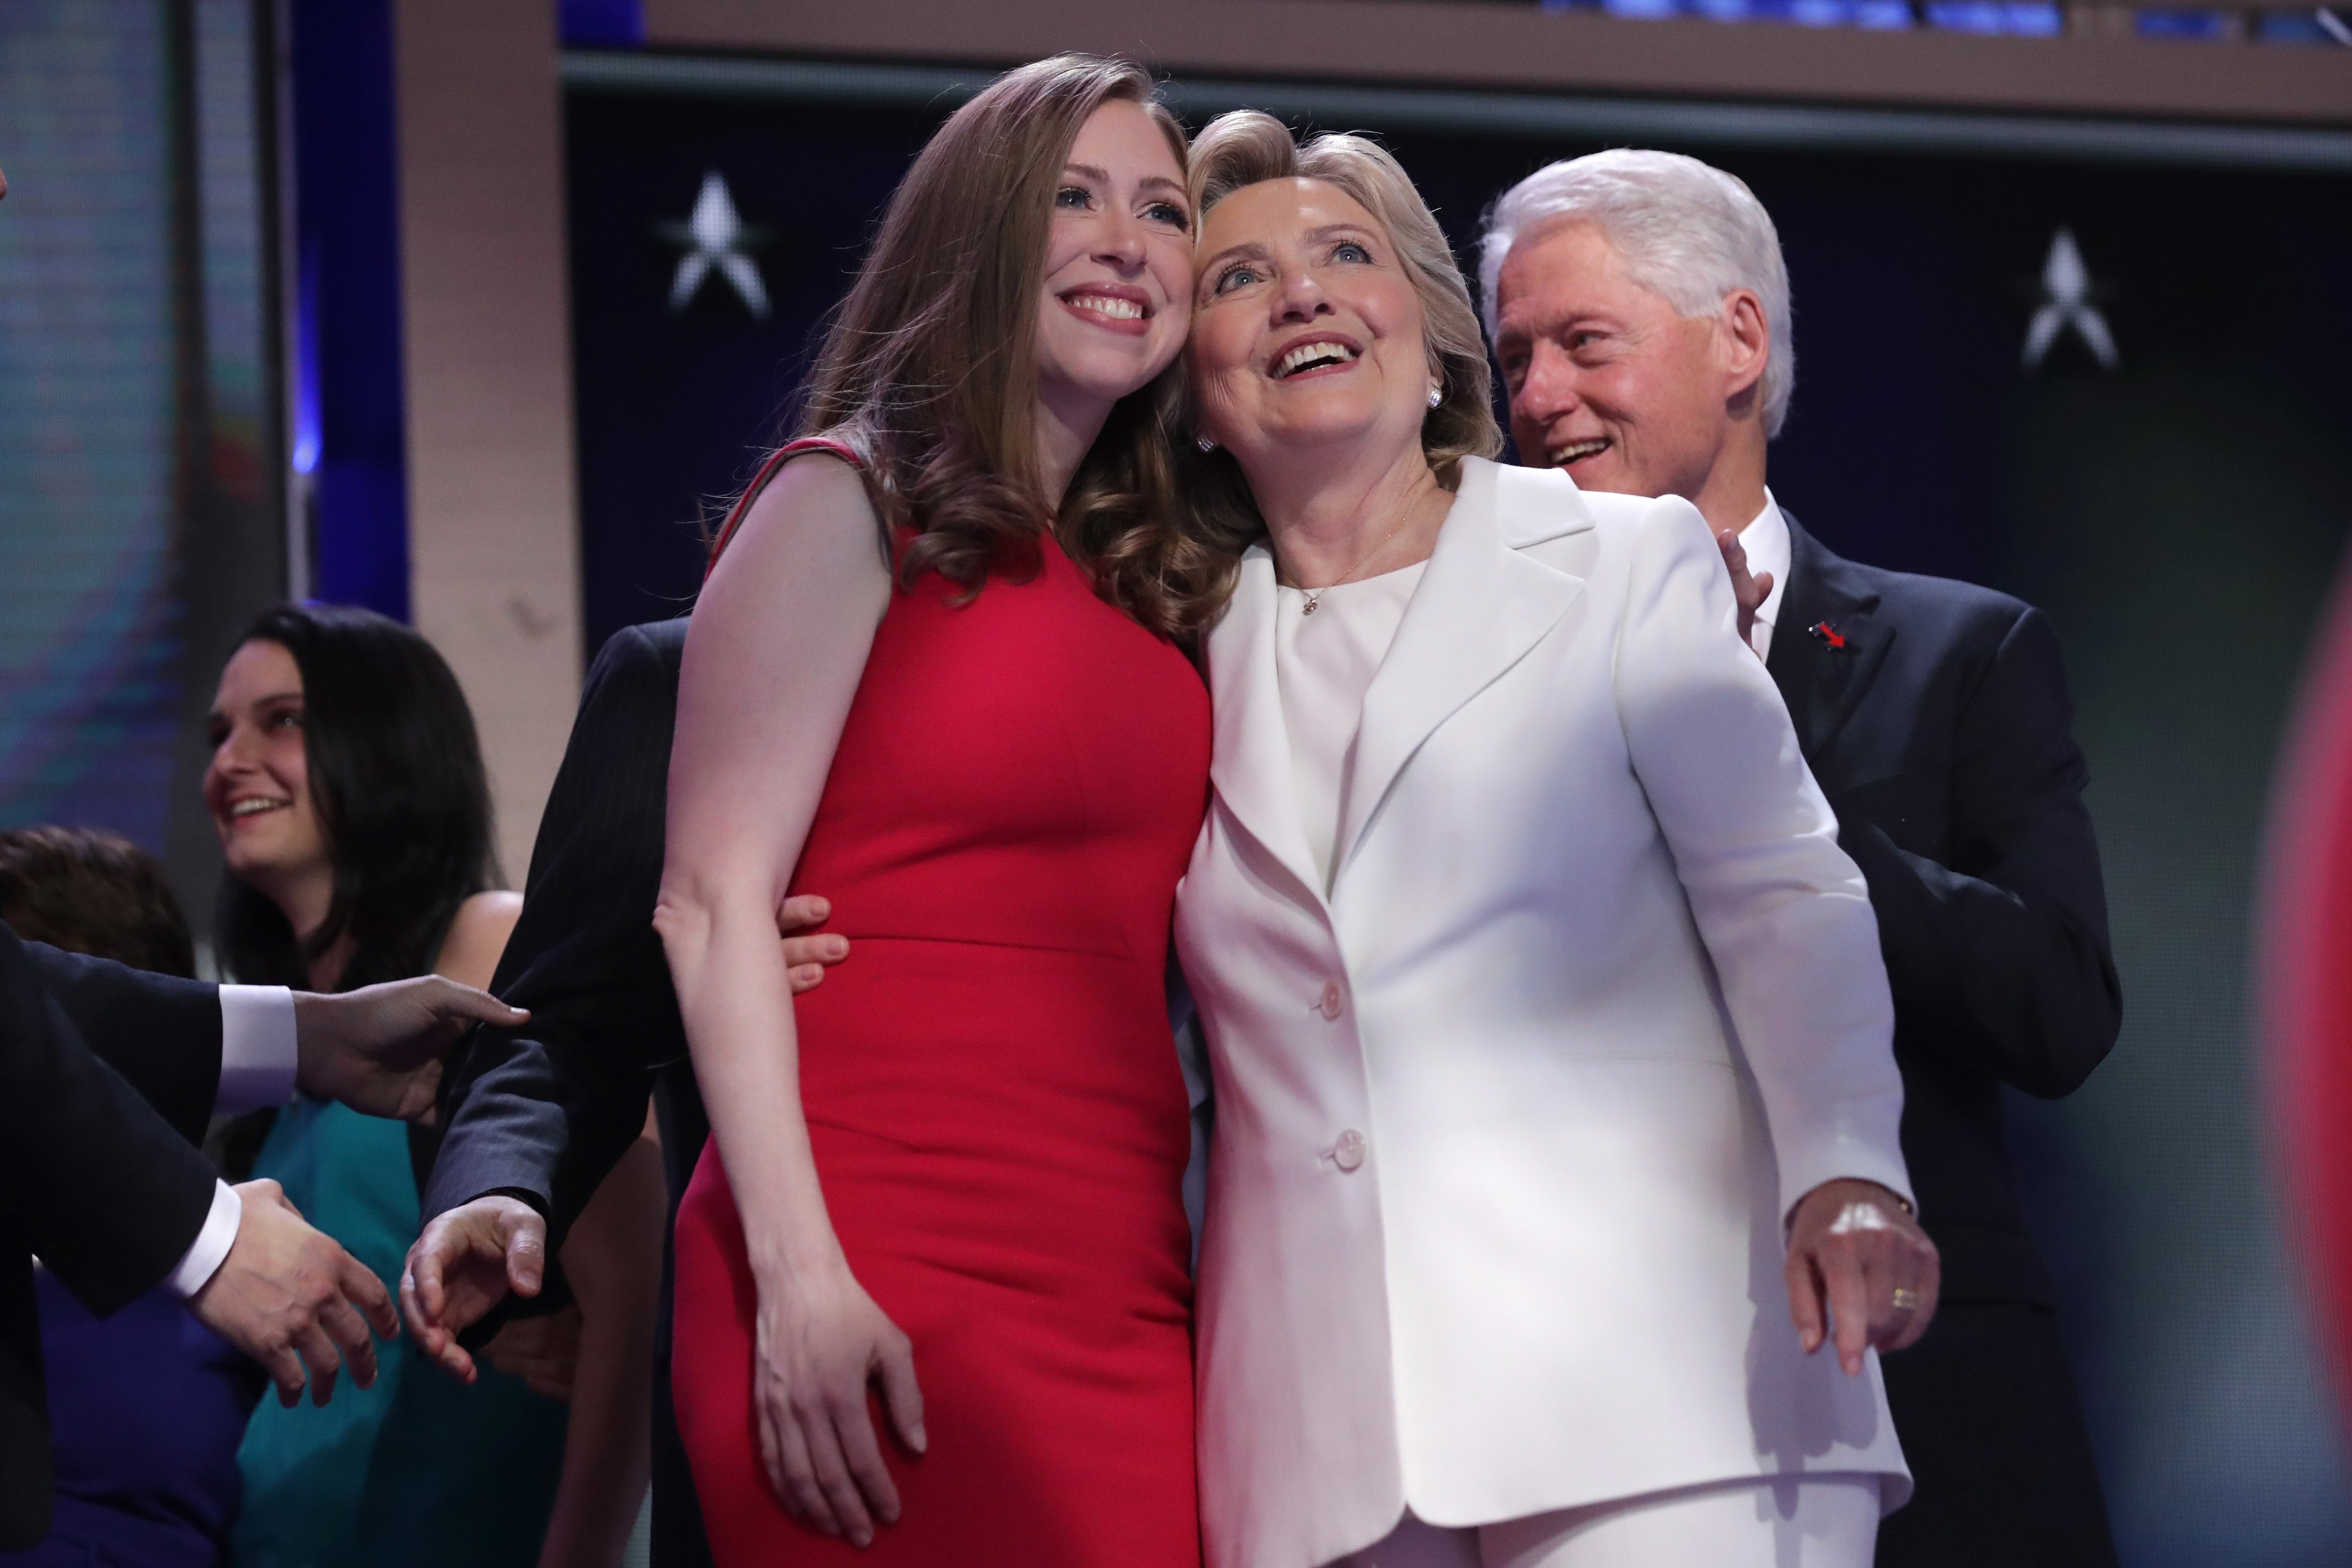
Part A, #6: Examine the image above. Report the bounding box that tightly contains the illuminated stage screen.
[0,0,279,914]
[563,71,2352,1565]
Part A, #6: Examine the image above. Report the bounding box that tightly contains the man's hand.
[778,894,848,994]
[1784,1178,1940,1376]
[401,1194,547,1383]
[189,1179,399,1408]
[293,976,529,1120]
[1716,527,1773,658]
[482,1303,583,1402]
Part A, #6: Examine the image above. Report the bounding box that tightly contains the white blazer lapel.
[1205,544,1328,907]
[1333,459,1591,885]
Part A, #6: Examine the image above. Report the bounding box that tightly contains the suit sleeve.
[1612,498,1913,1217]
[1833,607,2120,1097]
[425,624,677,1248]
[22,941,224,1146]
[0,924,218,1315]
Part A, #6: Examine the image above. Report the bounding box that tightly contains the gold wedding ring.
[1889,1288,1922,1313]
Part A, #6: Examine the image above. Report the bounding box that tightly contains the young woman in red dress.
[657,57,1224,1565]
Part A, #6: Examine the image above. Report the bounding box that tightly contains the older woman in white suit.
[1171,114,1944,1568]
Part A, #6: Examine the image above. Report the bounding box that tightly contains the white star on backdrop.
[662,171,771,319]
[2023,228,2117,373]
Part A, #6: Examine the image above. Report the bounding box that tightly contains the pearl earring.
[1427,384,1444,409]
[1197,436,1216,452]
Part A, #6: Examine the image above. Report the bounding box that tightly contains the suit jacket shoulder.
[1801,534,2031,666]
[22,942,222,1145]
[1768,515,2117,1306]
[0,925,218,1311]
[1771,519,2065,788]
[426,618,689,1236]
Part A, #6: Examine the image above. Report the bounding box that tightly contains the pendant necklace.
[1298,519,1411,616]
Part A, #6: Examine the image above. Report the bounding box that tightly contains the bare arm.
[432,890,524,991]
[652,457,916,1549]
[432,892,661,1565]
[534,1113,663,1568]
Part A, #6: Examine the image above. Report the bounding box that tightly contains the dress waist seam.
[821,930,1150,962]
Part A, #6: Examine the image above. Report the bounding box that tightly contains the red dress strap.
[705,437,867,576]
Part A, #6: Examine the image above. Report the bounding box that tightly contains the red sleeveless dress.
[672,443,1210,1565]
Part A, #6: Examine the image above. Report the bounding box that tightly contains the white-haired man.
[1479,150,2122,1568]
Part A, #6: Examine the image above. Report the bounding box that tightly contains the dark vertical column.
[286,0,409,620]
[161,0,301,931]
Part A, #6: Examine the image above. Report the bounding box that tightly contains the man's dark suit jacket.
[1,922,228,1549]
[426,617,714,1568]
[1768,516,2122,1566]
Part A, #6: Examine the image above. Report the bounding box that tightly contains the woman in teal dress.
[203,604,662,1568]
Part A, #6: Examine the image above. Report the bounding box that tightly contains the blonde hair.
[1174,111,1504,607]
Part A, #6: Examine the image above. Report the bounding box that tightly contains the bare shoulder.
[432,889,524,991]
[682,449,894,732]
[704,451,888,605]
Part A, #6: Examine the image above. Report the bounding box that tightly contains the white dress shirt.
[1274,562,1429,890]
[164,985,299,1297]
[1735,490,1791,661]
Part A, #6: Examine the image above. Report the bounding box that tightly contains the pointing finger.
[1784,1250,1827,1356]
[1825,1249,1873,1377]
[409,1243,447,1326]
[293,1323,344,1406]
[263,1342,307,1408]
[319,1295,379,1390]
[339,1251,399,1341]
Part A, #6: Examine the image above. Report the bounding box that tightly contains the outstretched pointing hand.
[294,975,529,1121]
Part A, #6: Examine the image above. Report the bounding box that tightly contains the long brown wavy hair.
[764,55,1229,637]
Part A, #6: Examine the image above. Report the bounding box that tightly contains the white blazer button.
[1332,1130,1367,1172]
[1317,981,1344,1020]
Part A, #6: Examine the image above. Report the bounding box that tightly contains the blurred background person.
[1480,149,2122,1568]
[203,603,661,1568]
[0,826,262,1568]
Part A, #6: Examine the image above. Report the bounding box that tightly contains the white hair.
[1477,149,1796,438]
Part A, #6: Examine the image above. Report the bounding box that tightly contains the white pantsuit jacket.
[1173,457,1915,1568]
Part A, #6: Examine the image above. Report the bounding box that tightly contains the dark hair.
[771,54,1231,637]
[214,603,499,992]
[0,826,196,978]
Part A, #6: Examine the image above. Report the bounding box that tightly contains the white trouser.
[1334,1477,1882,1568]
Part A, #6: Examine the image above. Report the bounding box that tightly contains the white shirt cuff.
[167,1178,242,1298]
[217,984,298,1112]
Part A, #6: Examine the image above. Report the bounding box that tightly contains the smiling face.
[204,639,331,915]
[1493,219,1750,504]
[1032,99,1195,420]
[1190,177,1434,472]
